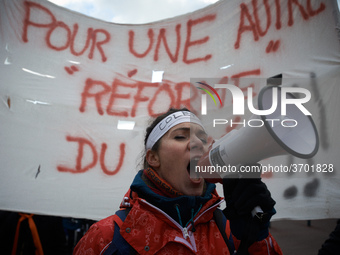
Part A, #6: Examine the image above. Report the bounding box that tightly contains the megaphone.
[196,85,319,180]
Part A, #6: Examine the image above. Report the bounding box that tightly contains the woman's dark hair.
[142,107,190,168]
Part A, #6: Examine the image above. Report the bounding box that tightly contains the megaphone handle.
[251,205,264,219]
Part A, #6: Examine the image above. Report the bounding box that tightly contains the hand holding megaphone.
[222,174,277,251]
[222,171,276,219]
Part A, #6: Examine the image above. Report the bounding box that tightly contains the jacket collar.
[129,170,221,227]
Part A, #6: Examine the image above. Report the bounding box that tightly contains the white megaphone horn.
[196,84,319,217]
[196,84,319,180]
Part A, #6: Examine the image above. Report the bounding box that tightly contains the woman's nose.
[189,135,204,151]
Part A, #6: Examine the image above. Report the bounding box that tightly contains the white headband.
[146,111,205,150]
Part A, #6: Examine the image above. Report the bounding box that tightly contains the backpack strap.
[103,208,135,255]
[213,208,236,255]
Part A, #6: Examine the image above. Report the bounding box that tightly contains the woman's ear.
[146,149,160,168]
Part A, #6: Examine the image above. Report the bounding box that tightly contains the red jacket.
[74,187,282,254]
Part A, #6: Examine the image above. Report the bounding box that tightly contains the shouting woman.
[74,108,282,255]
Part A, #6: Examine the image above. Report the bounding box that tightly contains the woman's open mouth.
[187,157,202,183]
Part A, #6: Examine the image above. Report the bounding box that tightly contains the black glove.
[222,165,276,242]
[223,177,276,220]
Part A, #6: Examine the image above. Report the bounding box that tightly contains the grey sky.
[48,0,219,24]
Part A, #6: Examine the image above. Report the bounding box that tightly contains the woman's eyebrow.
[171,127,190,133]
[173,127,208,138]
[171,126,207,136]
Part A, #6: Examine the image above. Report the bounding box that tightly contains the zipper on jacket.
[182,227,190,239]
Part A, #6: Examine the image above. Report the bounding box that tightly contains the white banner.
[0,0,339,220]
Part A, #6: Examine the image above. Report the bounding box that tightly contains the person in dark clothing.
[318,219,340,255]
